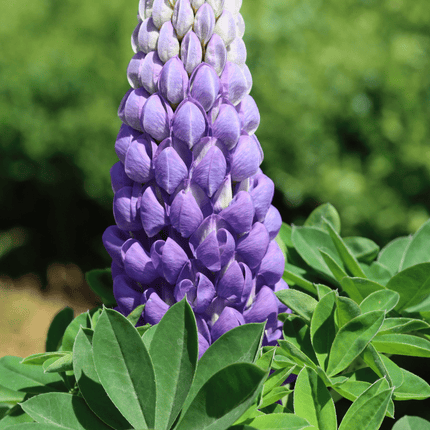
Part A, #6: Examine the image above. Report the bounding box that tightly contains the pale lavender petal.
[236,222,269,268]
[102,226,130,267]
[190,64,220,112]
[194,3,215,45]
[206,0,224,18]
[190,0,204,10]
[205,33,227,76]
[220,190,254,233]
[125,136,156,183]
[263,205,282,240]
[226,37,247,65]
[170,189,204,237]
[144,289,169,324]
[181,31,203,75]
[158,21,180,63]
[114,275,142,315]
[113,186,141,231]
[127,52,146,89]
[138,17,159,53]
[244,286,278,324]
[192,145,227,197]
[211,306,244,342]
[235,13,245,38]
[257,240,284,286]
[161,237,189,284]
[220,61,249,105]
[172,100,206,148]
[230,135,261,181]
[118,87,150,131]
[212,103,241,149]
[172,0,194,39]
[140,185,168,236]
[139,0,154,20]
[250,174,275,222]
[152,0,173,29]
[140,51,163,94]
[214,9,236,45]
[158,56,189,105]
[131,21,141,54]
[154,147,188,193]
[224,0,242,15]
[235,95,260,135]
[122,239,159,283]
[111,161,133,192]
[141,94,172,141]
[115,124,141,163]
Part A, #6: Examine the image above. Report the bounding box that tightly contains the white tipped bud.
[214,10,236,45]
[227,37,246,65]
[152,0,174,29]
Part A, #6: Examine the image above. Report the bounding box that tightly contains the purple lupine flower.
[104,0,289,358]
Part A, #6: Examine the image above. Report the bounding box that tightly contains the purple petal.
[113,186,142,231]
[111,261,124,279]
[150,239,165,274]
[257,240,285,286]
[154,147,188,193]
[127,52,146,89]
[161,237,189,284]
[111,161,133,192]
[212,174,233,212]
[181,31,203,74]
[122,239,158,284]
[236,222,270,268]
[140,185,168,236]
[158,56,189,105]
[125,136,157,183]
[212,103,241,149]
[194,3,215,45]
[230,135,261,182]
[131,21,141,54]
[138,18,159,54]
[250,174,274,222]
[194,273,216,313]
[172,0,194,39]
[236,95,260,135]
[115,124,141,164]
[211,306,245,342]
[198,332,210,359]
[220,61,249,105]
[170,189,204,237]
[113,275,142,315]
[217,228,235,267]
[141,94,172,142]
[195,231,221,271]
[190,64,220,112]
[118,88,150,131]
[157,21,180,63]
[214,10,236,45]
[152,0,174,29]
[140,51,164,94]
[227,37,247,65]
[205,33,227,76]
[220,190,254,233]
[217,260,245,302]
[192,145,227,197]
[143,289,169,324]
[244,286,278,324]
[102,226,130,267]
[274,279,290,314]
[263,205,282,240]
[174,278,196,303]
[172,100,207,148]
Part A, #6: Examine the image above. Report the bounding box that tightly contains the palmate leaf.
[0,405,33,429]
[45,307,74,352]
[378,318,430,335]
[304,203,341,234]
[400,219,430,270]
[62,312,92,352]
[377,236,412,276]
[393,368,430,401]
[372,333,430,357]
[275,289,318,324]
[393,416,430,430]
[343,236,380,265]
[246,413,314,430]
[340,277,386,304]
[335,296,361,328]
[359,290,400,314]
[20,352,69,366]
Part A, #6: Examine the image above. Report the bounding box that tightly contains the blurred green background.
[1,0,430,282]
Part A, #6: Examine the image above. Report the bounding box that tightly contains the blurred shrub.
[1,0,430,277]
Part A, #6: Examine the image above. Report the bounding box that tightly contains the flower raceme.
[103,0,288,358]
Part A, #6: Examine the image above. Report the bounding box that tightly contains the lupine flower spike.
[103,0,289,358]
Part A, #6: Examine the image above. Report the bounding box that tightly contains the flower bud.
[138,18,159,53]
[205,33,227,76]
[190,64,220,111]
[214,10,236,45]
[158,56,189,105]
[172,0,194,39]
[194,3,215,46]
[140,51,164,94]
[157,21,180,63]
[172,100,207,148]
[141,93,173,141]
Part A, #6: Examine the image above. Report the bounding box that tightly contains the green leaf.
[283,269,317,295]
[175,363,266,430]
[275,289,318,324]
[340,277,385,304]
[291,226,339,279]
[42,353,73,373]
[0,357,63,394]
[379,318,430,335]
[247,413,313,430]
[263,366,295,396]
[378,236,412,276]
[149,299,198,430]
[277,340,318,371]
[0,405,33,429]
[141,324,157,348]
[400,219,430,270]
[333,379,372,402]
[335,296,361,328]
[0,385,25,404]
[73,328,130,430]
[361,343,393,386]
[344,237,380,264]
[310,291,337,370]
[181,323,264,415]
[393,368,430,401]
[0,424,67,429]
[379,354,404,388]
[360,262,392,286]
[45,307,74,352]
[304,203,341,234]
[294,367,337,430]
[73,329,130,430]
[315,284,332,299]
[278,223,294,248]
[20,352,69,366]
[21,392,112,429]
[392,416,430,430]
[92,308,156,430]
[338,380,393,430]
[359,290,400,314]
[385,262,430,312]
[85,268,116,306]
[327,311,385,377]
[62,312,92,352]
[319,249,348,282]
[136,323,152,336]
[259,386,293,409]
[372,333,430,357]
[126,304,145,327]
[324,219,366,278]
